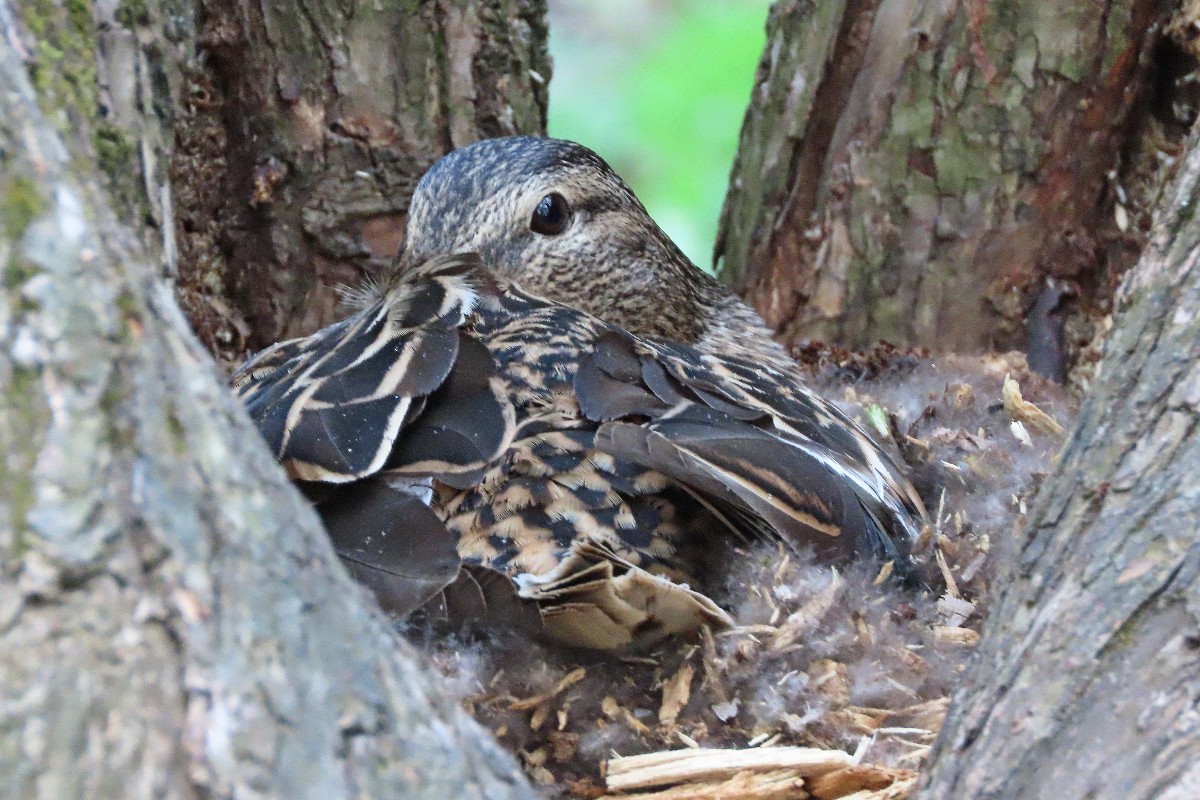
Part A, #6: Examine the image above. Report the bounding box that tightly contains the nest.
[410,348,1075,799]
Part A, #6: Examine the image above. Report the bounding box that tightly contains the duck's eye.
[530,193,571,236]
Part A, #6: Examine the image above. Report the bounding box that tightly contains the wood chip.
[808,660,851,707]
[1002,375,1064,435]
[600,768,807,799]
[529,765,557,785]
[602,696,621,720]
[622,707,651,736]
[932,626,980,646]
[659,663,695,726]
[934,550,959,599]
[935,595,975,627]
[825,708,885,736]
[838,775,918,799]
[887,698,949,734]
[712,700,739,722]
[509,667,586,711]
[530,703,551,731]
[699,625,728,704]
[605,747,854,793]
[809,765,916,799]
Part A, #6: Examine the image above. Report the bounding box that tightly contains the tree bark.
[179,0,550,364]
[0,0,535,797]
[716,0,1183,380]
[918,125,1200,799]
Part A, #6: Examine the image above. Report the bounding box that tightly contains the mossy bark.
[918,126,1200,800]
[13,0,185,265]
[180,0,550,365]
[0,0,537,797]
[717,0,1180,380]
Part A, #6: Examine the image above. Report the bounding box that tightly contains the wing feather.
[231,254,512,483]
[577,330,924,572]
[316,475,461,616]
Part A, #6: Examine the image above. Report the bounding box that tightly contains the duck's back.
[233,255,924,648]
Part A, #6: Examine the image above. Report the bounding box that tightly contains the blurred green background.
[547,1,772,271]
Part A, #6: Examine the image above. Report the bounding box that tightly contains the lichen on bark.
[718,0,1181,382]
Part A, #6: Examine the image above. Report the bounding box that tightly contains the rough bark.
[716,0,1185,379]
[918,126,1200,799]
[179,0,550,364]
[0,0,535,797]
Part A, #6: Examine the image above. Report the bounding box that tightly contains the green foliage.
[548,2,770,269]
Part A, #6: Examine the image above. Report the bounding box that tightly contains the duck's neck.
[614,257,796,373]
[695,290,796,373]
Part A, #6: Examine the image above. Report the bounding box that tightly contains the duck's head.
[403,136,737,344]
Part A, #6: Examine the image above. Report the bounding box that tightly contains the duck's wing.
[231,254,515,615]
[655,339,927,522]
[574,331,926,573]
[233,254,515,486]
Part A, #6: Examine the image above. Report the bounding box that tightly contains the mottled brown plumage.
[232,137,926,649]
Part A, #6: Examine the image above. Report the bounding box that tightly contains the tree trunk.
[178,0,550,365]
[918,125,1200,799]
[716,0,1187,380]
[0,0,536,796]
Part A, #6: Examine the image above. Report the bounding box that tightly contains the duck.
[232,137,927,649]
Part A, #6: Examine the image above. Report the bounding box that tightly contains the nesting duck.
[233,137,927,649]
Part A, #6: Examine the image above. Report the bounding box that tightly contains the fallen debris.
[598,747,917,799]
[1002,374,1065,435]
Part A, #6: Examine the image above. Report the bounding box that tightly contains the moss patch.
[94,123,150,223]
[2,176,46,243]
[115,0,149,28]
[2,367,50,553]
[94,125,136,178]
[22,0,100,137]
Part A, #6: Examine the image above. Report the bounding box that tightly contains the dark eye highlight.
[530,193,571,236]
